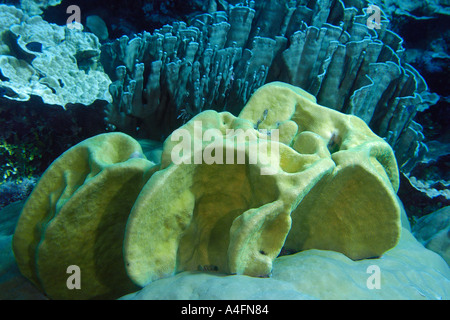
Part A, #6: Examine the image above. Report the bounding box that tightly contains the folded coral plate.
[13,82,402,299]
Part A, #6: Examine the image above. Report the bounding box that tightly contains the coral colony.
[0,0,448,300]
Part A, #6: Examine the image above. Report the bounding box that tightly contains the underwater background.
[0,0,448,300]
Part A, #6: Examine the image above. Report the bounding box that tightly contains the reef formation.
[12,82,449,300]
[99,0,439,173]
[0,1,442,174]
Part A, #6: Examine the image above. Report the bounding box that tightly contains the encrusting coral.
[0,5,111,106]
[19,0,63,16]
[13,82,404,299]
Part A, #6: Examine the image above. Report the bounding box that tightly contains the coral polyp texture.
[0,5,111,107]
[99,0,438,173]
[11,82,416,300]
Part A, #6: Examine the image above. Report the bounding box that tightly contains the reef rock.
[121,228,450,300]
[372,0,450,19]
[0,201,47,300]
[413,206,450,266]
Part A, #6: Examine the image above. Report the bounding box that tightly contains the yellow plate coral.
[13,133,157,299]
